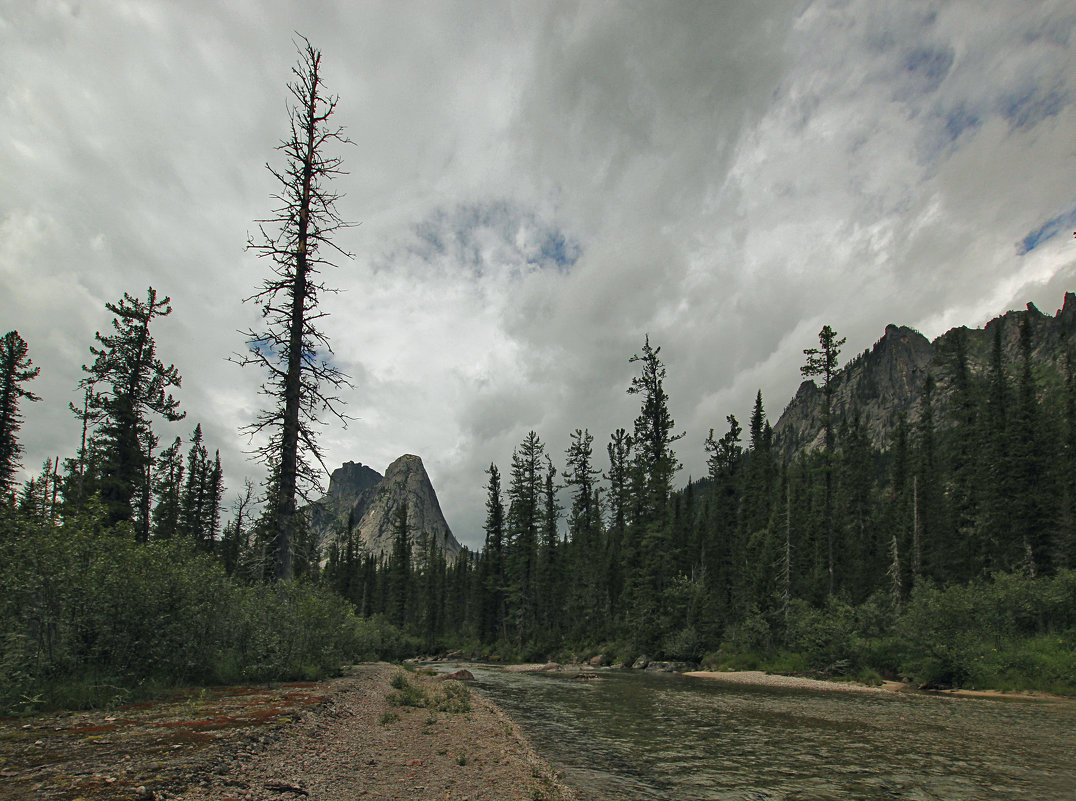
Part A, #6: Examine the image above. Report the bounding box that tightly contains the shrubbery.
[704,570,1076,693]
[0,510,409,713]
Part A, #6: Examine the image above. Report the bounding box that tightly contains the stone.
[440,669,475,681]
[631,655,649,670]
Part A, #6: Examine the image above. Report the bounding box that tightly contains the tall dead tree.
[238,38,353,580]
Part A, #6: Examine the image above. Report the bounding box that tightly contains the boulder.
[631,655,650,670]
[440,669,475,681]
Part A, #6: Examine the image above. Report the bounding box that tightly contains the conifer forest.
[3,38,1075,716]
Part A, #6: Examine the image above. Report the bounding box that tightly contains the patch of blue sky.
[915,102,982,166]
[943,106,980,142]
[1017,205,1076,255]
[902,45,953,93]
[532,228,581,271]
[408,200,581,275]
[1002,83,1066,130]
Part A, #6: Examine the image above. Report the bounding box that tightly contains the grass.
[387,672,471,713]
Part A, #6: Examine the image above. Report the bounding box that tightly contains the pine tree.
[538,453,563,635]
[704,415,743,621]
[220,480,254,576]
[505,431,544,644]
[479,463,507,643]
[604,428,632,623]
[801,324,845,595]
[914,374,941,583]
[0,331,41,500]
[943,328,978,579]
[836,407,874,601]
[564,429,602,634]
[79,288,184,527]
[237,38,353,580]
[179,424,210,545]
[387,500,411,627]
[628,337,683,526]
[1012,312,1051,572]
[152,436,184,538]
[981,320,1011,570]
[625,337,682,648]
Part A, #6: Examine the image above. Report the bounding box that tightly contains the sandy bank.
[684,669,896,694]
[174,662,576,801]
[685,670,1071,702]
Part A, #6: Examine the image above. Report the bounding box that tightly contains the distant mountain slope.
[303,455,461,562]
[773,292,1076,457]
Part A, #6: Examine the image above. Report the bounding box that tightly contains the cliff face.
[772,292,1076,457]
[304,455,461,562]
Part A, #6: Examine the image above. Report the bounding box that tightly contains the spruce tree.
[538,454,563,636]
[79,288,184,527]
[801,324,845,595]
[237,38,353,580]
[480,463,507,643]
[0,331,40,500]
[152,436,184,538]
[387,500,411,627]
[564,429,602,633]
[505,431,544,644]
[604,428,632,622]
[625,337,682,648]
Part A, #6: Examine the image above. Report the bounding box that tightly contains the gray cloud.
[3,1,1075,546]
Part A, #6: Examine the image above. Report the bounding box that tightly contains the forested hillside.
[333,299,1076,692]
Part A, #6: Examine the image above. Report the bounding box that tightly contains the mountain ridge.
[772,292,1076,457]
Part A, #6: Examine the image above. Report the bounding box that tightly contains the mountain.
[304,454,462,562]
[772,292,1076,457]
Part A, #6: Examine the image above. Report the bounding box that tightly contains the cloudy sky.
[3,0,1075,547]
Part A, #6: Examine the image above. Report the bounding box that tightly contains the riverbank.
[0,663,576,801]
[683,669,1074,702]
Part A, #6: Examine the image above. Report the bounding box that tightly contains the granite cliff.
[773,292,1076,457]
[304,455,461,562]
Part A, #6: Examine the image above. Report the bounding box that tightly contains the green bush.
[0,514,386,713]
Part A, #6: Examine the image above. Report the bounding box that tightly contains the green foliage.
[898,570,1076,689]
[0,514,397,713]
[0,330,41,498]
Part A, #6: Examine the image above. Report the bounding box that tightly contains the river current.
[438,664,1076,800]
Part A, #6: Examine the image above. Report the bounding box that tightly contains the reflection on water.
[443,664,1076,801]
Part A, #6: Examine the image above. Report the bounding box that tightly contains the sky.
[3,0,1076,548]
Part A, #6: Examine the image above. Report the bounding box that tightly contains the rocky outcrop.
[353,454,461,561]
[773,324,933,456]
[773,293,1076,457]
[304,455,461,563]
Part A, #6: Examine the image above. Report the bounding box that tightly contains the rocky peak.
[326,461,381,500]
[303,454,461,564]
[359,455,460,562]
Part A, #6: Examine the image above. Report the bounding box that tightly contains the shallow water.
[446,665,1076,800]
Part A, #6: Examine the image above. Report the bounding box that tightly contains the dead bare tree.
[237,37,353,580]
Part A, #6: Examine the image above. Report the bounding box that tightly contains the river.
[438,664,1076,800]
